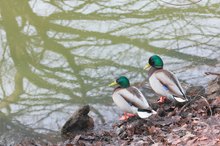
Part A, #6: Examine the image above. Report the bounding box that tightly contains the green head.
[108,76,130,88]
[148,55,163,69]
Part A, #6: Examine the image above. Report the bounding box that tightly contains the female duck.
[144,55,188,103]
[109,76,156,120]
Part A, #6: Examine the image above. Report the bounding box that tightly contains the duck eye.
[149,58,154,65]
[116,79,119,83]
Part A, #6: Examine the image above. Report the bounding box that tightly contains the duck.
[109,76,156,120]
[144,55,188,103]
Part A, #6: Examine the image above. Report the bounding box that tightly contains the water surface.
[0,0,219,144]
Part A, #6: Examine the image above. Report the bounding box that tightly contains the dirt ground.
[16,76,220,146]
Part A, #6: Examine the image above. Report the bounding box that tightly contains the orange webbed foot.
[157,96,167,104]
[119,113,136,121]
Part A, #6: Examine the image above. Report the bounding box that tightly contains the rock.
[61,105,94,141]
[207,77,220,99]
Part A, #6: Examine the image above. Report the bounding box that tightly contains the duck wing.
[120,86,152,110]
[113,87,156,118]
[154,69,186,99]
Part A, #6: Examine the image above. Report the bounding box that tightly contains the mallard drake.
[109,76,156,120]
[144,55,188,103]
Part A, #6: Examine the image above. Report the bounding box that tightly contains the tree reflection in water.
[0,0,219,141]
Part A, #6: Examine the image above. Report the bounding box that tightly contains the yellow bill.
[108,81,118,87]
[143,63,151,70]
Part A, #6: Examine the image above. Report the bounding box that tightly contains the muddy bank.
[61,75,220,146]
[2,76,220,146]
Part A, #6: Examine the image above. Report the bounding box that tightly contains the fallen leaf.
[180,131,195,141]
[198,136,208,141]
[172,139,182,145]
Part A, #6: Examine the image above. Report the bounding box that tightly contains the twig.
[159,0,202,6]
[148,136,155,144]
[205,72,220,76]
[178,83,214,115]
[73,135,81,144]
[178,95,213,116]
[178,96,199,115]
[199,95,212,116]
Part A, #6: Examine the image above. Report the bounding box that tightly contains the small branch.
[178,95,213,116]
[159,0,202,6]
[178,96,199,115]
[148,136,155,144]
[205,72,220,76]
[200,95,212,116]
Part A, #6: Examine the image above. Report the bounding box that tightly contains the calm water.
[0,0,220,144]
